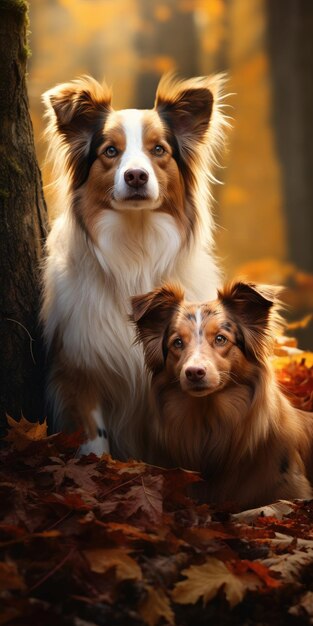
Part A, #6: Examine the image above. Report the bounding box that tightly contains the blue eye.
[215,334,228,346]
[152,145,166,156]
[173,337,184,349]
[104,146,118,158]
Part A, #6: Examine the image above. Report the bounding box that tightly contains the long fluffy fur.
[131,281,313,509]
[41,73,228,457]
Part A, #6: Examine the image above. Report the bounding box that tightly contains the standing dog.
[131,281,313,508]
[41,74,228,457]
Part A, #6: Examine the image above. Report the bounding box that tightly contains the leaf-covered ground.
[1,354,313,626]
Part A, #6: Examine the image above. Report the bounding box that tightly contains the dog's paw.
[79,427,110,457]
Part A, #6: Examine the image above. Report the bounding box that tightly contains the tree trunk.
[0,0,47,431]
[265,0,313,274]
[135,0,199,109]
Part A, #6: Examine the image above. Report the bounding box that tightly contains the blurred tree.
[135,0,199,108]
[266,0,313,274]
[0,0,47,430]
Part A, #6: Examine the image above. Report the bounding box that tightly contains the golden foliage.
[139,586,175,626]
[172,558,261,607]
[5,415,47,451]
[83,548,142,580]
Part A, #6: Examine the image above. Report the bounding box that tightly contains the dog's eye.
[104,146,118,158]
[152,145,166,156]
[173,337,184,349]
[215,334,228,346]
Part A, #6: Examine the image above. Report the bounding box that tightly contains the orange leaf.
[5,416,48,451]
[104,522,158,543]
[172,558,261,607]
[83,548,142,582]
[230,560,281,589]
[139,586,175,626]
[182,526,233,547]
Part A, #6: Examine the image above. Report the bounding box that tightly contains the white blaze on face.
[189,307,203,363]
[195,307,202,346]
[112,109,160,209]
[183,307,204,375]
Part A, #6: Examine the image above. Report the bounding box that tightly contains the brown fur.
[41,73,227,458]
[131,281,313,509]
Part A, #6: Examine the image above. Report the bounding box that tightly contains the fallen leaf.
[5,416,48,451]
[182,526,233,547]
[139,586,175,626]
[104,522,158,543]
[83,548,142,581]
[146,553,190,586]
[262,539,313,583]
[45,491,92,511]
[172,557,260,608]
[105,456,147,475]
[275,358,313,410]
[232,500,295,523]
[123,475,163,522]
[42,458,101,493]
[230,560,281,589]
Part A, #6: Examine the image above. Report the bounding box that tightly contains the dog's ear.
[43,76,112,188]
[218,281,284,362]
[43,75,112,133]
[131,283,184,373]
[155,74,218,151]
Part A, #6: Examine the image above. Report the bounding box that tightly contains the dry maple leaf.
[262,538,313,583]
[232,500,296,524]
[5,416,48,451]
[97,474,164,522]
[83,548,142,581]
[139,585,175,626]
[274,356,313,411]
[122,475,163,523]
[106,456,147,475]
[230,560,281,589]
[172,557,261,608]
[42,458,101,493]
[103,522,158,543]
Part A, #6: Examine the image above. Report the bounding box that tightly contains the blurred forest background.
[27,0,313,347]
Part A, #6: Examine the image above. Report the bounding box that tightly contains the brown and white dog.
[131,281,313,509]
[41,74,228,457]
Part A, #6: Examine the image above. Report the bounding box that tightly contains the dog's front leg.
[79,403,110,457]
[48,363,110,457]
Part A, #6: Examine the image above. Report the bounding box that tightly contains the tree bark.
[0,0,47,430]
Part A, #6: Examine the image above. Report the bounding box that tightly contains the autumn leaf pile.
[1,357,313,625]
[275,357,313,412]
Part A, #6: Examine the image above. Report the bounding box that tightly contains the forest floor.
[1,350,313,626]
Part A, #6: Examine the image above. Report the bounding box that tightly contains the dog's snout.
[124,168,149,188]
[185,366,206,382]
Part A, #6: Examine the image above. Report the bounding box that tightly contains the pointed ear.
[130,283,184,373]
[43,76,112,188]
[43,75,112,132]
[155,74,216,151]
[218,281,284,362]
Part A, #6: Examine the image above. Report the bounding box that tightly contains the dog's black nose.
[124,168,149,188]
[185,366,206,382]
